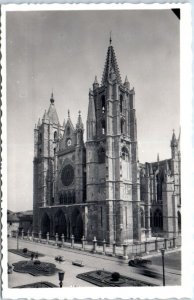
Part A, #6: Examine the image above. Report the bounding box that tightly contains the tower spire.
[109,31,112,45]
[101,40,122,85]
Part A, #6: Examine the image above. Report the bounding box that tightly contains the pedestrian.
[31,252,34,261]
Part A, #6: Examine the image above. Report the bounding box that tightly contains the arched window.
[154,209,163,229]
[67,126,70,136]
[101,120,106,135]
[98,147,105,164]
[121,147,129,161]
[120,95,123,112]
[178,211,181,233]
[54,131,57,141]
[140,208,144,228]
[101,95,105,113]
[121,119,124,134]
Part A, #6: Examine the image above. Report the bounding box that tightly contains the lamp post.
[16,230,19,250]
[160,248,165,286]
[58,271,65,288]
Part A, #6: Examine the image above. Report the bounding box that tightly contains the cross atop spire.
[109,31,112,45]
[50,91,54,104]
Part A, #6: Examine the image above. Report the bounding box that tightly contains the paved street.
[8,238,181,288]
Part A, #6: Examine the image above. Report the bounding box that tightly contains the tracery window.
[101,120,106,135]
[121,146,129,161]
[120,95,123,112]
[153,209,163,229]
[101,95,105,113]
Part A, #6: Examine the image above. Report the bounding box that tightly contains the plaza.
[8,237,181,288]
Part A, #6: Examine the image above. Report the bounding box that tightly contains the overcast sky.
[6,9,180,212]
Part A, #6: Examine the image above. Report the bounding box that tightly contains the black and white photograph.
[1,3,192,299]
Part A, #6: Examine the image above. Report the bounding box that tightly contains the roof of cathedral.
[101,41,122,85]
[47,93,60,125]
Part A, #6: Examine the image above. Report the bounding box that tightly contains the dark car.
[55,255,65,262]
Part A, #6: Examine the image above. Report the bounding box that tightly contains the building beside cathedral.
[33,40,181,244]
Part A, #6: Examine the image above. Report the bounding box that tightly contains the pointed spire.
[124,76,130,89]
[157,153,160,162]
[93,75,99,90]
[50,91,54,104]
[68,110,70,118]
[63,118,66,128]
[76,110,84,130]
[37,118,41,127]
[87,89,96,121]
[47,94,60,125]
[171,129,178,147]
[101,40,122,85]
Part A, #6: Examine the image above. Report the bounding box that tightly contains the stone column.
[172,237,176,248]
[145,241,149,254]
[61,234,64,246]
[123,244,128,260]
[102,239,106,254]
[155,238,159,252]
[112,241,116,256]
[39,231,41,242]
[46,232,49,243]
[81,236,85,250]
[27,230,30,240]
[55,233,58,244]
[21,229,24,239]
[93,236,97,253]
[31,231,34,241]
[164,238,168,250]
[71,235,74,248]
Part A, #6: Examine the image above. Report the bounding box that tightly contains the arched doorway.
[178,211,181,233]
[71,208,83,242]
[41,213,51,238]
[54,210,67,239]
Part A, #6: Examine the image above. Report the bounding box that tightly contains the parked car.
[128,257,152,267]
[55,255,65,262]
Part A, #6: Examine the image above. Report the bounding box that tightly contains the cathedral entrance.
[41,213,51,238]
[54,210,67,239]
[71,208,83,242]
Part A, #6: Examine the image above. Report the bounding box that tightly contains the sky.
[6,9,180,212]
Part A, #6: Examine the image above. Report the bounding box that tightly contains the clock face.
[67,138,72,146]
[61,164,74,186]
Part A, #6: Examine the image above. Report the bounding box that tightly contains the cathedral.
[33,39,181,245]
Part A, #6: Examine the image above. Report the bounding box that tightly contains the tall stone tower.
[86,39,140,244]
[33,93,64,234]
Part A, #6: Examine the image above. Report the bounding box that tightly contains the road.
[8,238,181,288]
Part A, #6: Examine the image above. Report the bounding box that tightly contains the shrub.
[23,248,28,253]
[111,272,120,281]
[34,260,41,265]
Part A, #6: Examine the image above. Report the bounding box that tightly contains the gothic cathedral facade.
[33,41,181,244]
